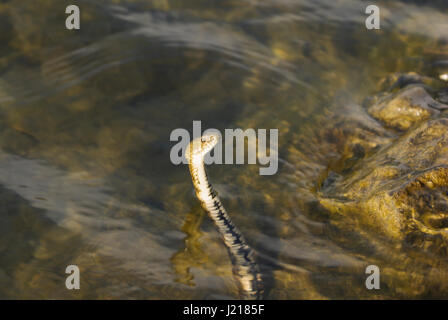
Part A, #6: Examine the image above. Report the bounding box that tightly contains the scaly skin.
[186,133,263,299]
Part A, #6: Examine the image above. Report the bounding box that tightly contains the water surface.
[0,0,447,299]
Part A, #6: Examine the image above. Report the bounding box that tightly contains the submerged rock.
[367,86,446,131]
[320,74,448,255]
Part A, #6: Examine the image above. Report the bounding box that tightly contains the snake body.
[186,133,263,299]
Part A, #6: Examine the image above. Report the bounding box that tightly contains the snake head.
[185,133,220,163]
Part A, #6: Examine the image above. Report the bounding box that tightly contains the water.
[0,0,447,299]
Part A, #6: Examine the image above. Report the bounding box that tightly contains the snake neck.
[188,157,263,299]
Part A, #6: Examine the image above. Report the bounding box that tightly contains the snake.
[185,133,264,300]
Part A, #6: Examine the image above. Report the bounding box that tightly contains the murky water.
[0,0,447,299]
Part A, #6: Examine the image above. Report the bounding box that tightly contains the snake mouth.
[201,136,213,143]
[201,133,219,143]
[186,133,220,162]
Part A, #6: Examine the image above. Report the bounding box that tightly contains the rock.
[376,72,443,92]
[367,86,448,131]
[320,81,448,253]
